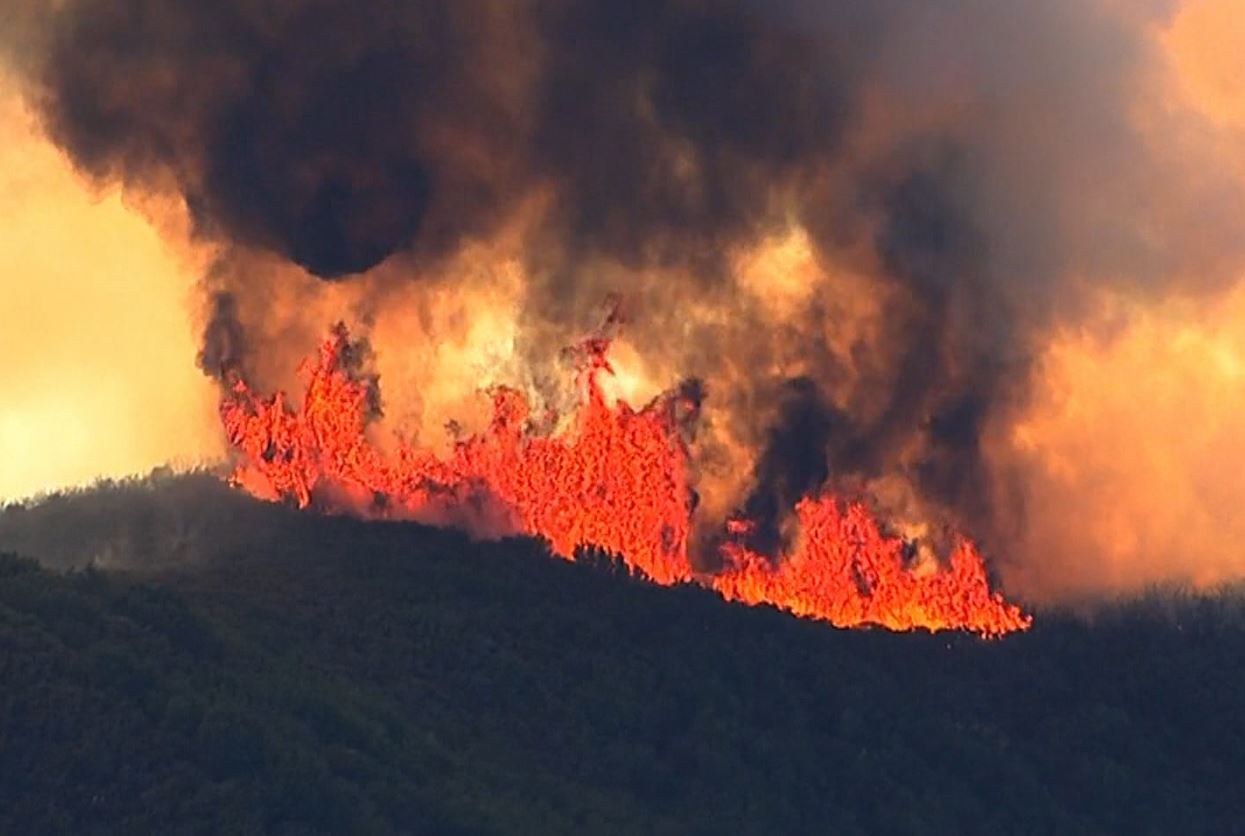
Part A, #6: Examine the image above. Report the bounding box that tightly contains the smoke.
[6,0,1245,598]
[197,292,249,379]
[729,378,839,558]
[0,470,283,572]
[987,284,1245,602]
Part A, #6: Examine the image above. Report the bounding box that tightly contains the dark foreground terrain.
[2,475,1243,835]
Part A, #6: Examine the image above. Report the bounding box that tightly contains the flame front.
[221,328,1030,636]
[714,504,1027,636]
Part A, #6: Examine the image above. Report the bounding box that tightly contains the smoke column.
[4,0,1245,600]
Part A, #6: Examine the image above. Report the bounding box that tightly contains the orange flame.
[714,503,1028,636]
[221,327,1030,636]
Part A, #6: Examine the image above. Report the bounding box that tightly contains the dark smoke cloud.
[529,0,847,276]
[197,291,248,379]
[23,0,848,282]
[10,0,1245,567]
[731,377,841,557]
[30,0,529,278]
[855,146,1005,527]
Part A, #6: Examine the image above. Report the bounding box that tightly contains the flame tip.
[221,331,1030,637]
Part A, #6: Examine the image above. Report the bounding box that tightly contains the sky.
[0,70,224,500]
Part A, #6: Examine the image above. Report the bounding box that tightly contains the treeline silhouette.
[1,475,1243,834]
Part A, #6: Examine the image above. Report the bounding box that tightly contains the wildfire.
[714,504,1028,635]
[221,327,1031,636]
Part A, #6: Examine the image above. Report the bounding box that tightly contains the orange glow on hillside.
[221,327,1030,635]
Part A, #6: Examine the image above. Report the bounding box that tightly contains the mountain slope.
[2,476,1244,834]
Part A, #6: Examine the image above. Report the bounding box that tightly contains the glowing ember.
[220,327,1030,635]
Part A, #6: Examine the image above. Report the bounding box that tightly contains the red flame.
[220,327,1030,636]
[713,504,1026,634]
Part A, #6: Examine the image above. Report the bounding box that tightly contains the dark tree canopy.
[1,477,1244,834]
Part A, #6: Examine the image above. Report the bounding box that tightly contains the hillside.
[2,475,1244,834]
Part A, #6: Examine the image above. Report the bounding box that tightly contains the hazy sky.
[0,71,224,501]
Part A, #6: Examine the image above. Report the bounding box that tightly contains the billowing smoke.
[6,0,1245,596]
[727,377,837,558]
[23,0,849,282]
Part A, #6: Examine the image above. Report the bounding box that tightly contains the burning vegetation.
[222,326,1029,635]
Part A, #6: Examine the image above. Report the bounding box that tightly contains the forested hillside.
[2,477,1243,834]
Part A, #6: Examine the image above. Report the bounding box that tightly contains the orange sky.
[0,72,224,501]
[1164,0,1245,130]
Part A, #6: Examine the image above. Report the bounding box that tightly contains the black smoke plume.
[24,0,846,281]
[732,377,840,557]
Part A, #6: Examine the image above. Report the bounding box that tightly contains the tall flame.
[221,327,1030,636]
